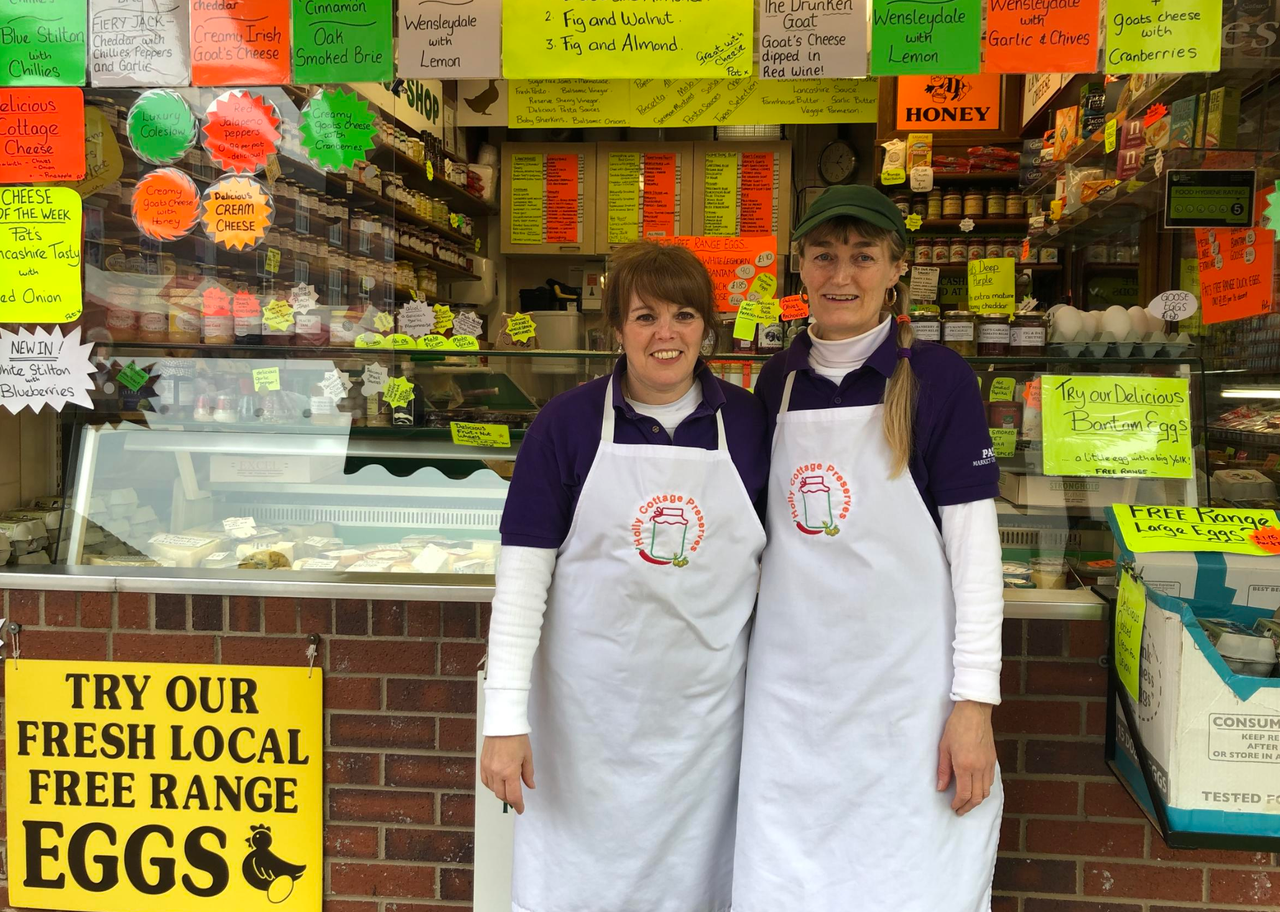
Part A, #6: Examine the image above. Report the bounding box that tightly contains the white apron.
[514,377,766,912]
[734,371,1002,912]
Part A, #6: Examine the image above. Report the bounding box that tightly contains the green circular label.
[127,90,197,166]
[299,88,378,173]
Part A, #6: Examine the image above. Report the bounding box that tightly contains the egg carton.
[1048,331,1195,359]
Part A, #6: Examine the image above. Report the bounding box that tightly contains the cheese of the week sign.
[5,659,323,912]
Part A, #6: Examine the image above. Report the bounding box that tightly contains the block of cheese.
[321,549,364,567]
[83,526,106,546]
[300,536,343,558]
[365,548,411,564]
[131,506,158,524]
[453,559,489,574]
[200,551,240,569]
[147,533,221,568]
[108,488,138,507]
[412,544,451,573]
[87,555,162,567]
[469,540,500,560]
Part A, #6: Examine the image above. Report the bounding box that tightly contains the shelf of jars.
[369,140,498,219]
[1028,147,1280,251]
[909,263,1062,273]
[879,171,1021,186]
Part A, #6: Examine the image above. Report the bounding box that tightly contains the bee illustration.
[926,77,971,104]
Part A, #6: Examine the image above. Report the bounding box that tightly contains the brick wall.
[0,592,1275,912]
[996,617,1280,912]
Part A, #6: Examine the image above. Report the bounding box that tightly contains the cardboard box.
[1053,106,1080,161]
[1113,523,1280,609]
[1169,94,1200,149]
[1116,118,1147,180]
[999,472,1187,510]
[1112,582,1280,838]
[1205,86,1241,149]
[1194,92,1209,148]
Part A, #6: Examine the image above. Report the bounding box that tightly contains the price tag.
[361,363,389,395]
[389,333,417,350]
[449,335,480,351]
[418,334,448,350]
[433,303,455,333]
[881,168,906,186]
[265,154,282,183]
[451,421,511,448]
[383,376,415,409]
[265,248,281,274]
[222,516,258,538]
[1020,238,1031,262]
[289,283,319,315]
[355,332,390,349]
[905,214,923,232]
[989,427,1016,458]
[474,237,482,253]
[732,314,757,342]
[909,166,934,193]
[506,313,537,343]
[989,377,1015,401]
[453,310,484,337]
[252,367,280,391]
[320,368,352,402]
[116,362,150,392]
[1111,505,1280,556]
[1250,527,1280,554]
[749,272,777,299]
[1105,119,1118,153]
[426,160,435,181]
[1146,290,1198,322]
[373,310,395,332]
[959,217,976,233]
[262,298,294,331]
[1023,377,1041,409]
[399,299,435,337]
[909,266,939,301]
[1114,570,1145,702]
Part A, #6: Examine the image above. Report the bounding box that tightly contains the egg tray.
[1047,339,1196,359]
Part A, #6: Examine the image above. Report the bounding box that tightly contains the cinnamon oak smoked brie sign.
[6,659,322,912]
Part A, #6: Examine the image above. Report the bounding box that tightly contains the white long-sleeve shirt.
[484,323,1004,736]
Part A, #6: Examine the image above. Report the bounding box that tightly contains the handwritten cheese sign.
[0,88,85,183]
[1041,375,1193,478]
[1111,504,1280,556]
[0,187,82,323]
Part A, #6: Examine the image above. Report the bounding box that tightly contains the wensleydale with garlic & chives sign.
[6,659,322,912]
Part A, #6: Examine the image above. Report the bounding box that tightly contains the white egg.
[1102,305,1131,339]
[1079,309,1100,339]
[1127,305,1150,336]
[1052,306,1083,341]
[1047,303,1067,318]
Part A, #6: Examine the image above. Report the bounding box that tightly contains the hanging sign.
[0,187,82,323]
[1111,503,1280,556]
[1196,188,1275,324]
[1041,374,1194,478]
[0,88,85,183]
[89,0,190,86]
[1164,170,1256,229]
[1104,0,1222,73]
[292,0,393,83]
[758,1,868,79]
[398,0,502,78]
[127,89,197,165]
[1114,570,1146,701]
[0,326,93,414]
[871,0,982,75]
[896,74,1002,130]
[190,0,291,86]
[298,88,378,172]
[966,258,1016,315]
[5,659,323,912]
[131,168,201,242]
[656,236,778,312]
[503,0,753,79]
[200,175,274,252]
[202,91,281,175]
[910,265,941,301]
[984,0,1100,74]
[0,0,86,86]
[1146,289,1198,322]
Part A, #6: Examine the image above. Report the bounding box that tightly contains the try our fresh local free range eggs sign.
[5,659,322,912]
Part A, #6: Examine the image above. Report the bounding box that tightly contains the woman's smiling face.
[616,292,705,402]
[799,227,906,341]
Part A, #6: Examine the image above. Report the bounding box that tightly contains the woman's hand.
[481,734,535,814]
[936,700,997,816]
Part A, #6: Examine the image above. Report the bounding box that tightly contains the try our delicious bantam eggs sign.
[5,659,322,912]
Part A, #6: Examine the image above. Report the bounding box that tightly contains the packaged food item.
[963,187,984,218]
[943,189,963,218]
[1011,313,1047,357]
[1205,86,1241,148]
[977,314,1011,356]
[1254,618,1280,663]
[906,133,933,170]
[1116,119,1147,181]
[1079,82,1106,140]
[942,310,975,355]
[1053,107,1080,161]
[1030,557,1068,589]
[1199,618,1277,677]
[1169,94,1200,149]
[911,311,941,342]
[927,188,943,220]
[1143,114,1171,157]
[881,139,906,180]
[987,399,1021,429]
[1002,561,1032,583]
[1080,180,1120,205]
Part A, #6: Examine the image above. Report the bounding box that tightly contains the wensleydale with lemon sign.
[5,660,322,912]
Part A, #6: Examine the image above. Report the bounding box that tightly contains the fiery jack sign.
[5,659,322,912]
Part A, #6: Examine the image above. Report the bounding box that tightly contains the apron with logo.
[513,377,766,912]
[734,371,1002,912]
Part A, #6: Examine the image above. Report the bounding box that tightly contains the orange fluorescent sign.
[896,74,1003,130]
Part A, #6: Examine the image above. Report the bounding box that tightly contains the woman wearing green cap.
[734,184,1004,911]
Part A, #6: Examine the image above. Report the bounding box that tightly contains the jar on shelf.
[942,310,976,356]
[167,291,201,344]
[985,238,1003,259]
[295,300,330,348]
[911,195,928,218]
[963,187,985,218]
[986,188,1006,217]
[891,192,911,217]
[137,290,168,343]
[977,312,1011,356]
[911,311,941,343]
[201,289,233,345]
[987,399,1022,431]
[915,239,933,264]
[942,188,963,219]
[1010,312,1047,356]
[104,280,139,342]
[1006,190,1024,216]
[933,238,950,263]
[967,237,985,261]
[927,188,943,220]
[1003,239,1021,260]
[949,237,967,263]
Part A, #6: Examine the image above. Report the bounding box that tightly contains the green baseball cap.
[792,184,907,246]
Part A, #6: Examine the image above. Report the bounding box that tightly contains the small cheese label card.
[116,361,150,392]
[252,367,280,391]
[451,421,511,448]
[382,376,415,408]
[506,312,537,342]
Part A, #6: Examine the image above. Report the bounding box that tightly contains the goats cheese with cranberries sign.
[5,659,322,912]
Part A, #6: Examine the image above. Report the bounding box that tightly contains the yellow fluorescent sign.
[5,659,323,912]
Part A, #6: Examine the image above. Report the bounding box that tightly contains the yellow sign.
[505,313,537,343]
[418,334,448,350]
[1114,570,1146,701]
[449,335,480,351]
[989,377,1015,401]
[451,421,512,448]
[389,333,417,350]
[732,299,781,341]
[373,310,394,332]
[905,213,923,231]
[1104,0,1221,73]
[252,367,280,391]
[262,299,293,331]
[383,376,415,408]
[749,272,777,299]
[432,303,455,334]
[5,659,323,912]
[990,427,1016,458]
[510,153,545,245]
[502,0,753,79]
[703,152,739,237]
[967,257,1015,315]
[354,332,390,349]
[881,168,906,185]
[55,107,124,199]
[1041,375,1193,478]
[264,248,281,274]
[1111,504,1280,556]
[1105,118,1118,153]
[607,152,641,244]
[0,186,83,323]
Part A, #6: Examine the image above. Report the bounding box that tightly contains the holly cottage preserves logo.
[632,494,705,567]
[788,463,851,536]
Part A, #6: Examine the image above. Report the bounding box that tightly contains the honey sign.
[896,74,1003,130]
[5,659,322,912]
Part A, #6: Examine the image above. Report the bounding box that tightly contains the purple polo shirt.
[754,328,998,529]
[500,357,770,549]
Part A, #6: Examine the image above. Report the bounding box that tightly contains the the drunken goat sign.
[5,659,322,912]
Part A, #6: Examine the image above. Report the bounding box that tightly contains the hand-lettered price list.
[509,153,584,246]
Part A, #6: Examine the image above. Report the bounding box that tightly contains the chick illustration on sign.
[243,824,306,903]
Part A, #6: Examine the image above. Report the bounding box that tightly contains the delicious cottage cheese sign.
[758,0,868,78]
[6,659,323,912]
[398,0,501,78]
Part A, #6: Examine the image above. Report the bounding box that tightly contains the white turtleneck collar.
[807,316,894,383]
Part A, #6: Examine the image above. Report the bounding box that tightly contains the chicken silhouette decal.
[243,824,306,903]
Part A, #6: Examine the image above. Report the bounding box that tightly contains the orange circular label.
[131,168,200,242]
[201,175,275,251]
[1250,527,1280,554]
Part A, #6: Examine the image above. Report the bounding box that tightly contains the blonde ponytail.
[882,281,917,478]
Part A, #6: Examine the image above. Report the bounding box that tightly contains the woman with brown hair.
[734,185,1005,912]
[480,240,768,912]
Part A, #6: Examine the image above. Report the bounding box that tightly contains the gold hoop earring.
[887,286,899,309]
